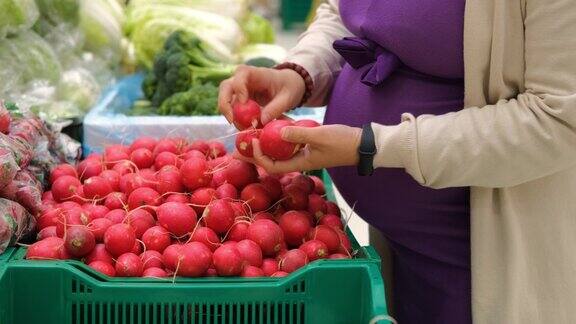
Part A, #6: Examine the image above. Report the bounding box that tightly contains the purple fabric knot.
[333,37,401,87]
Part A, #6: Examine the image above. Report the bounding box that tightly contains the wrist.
[275,62,313,107]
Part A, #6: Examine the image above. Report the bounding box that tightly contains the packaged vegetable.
[0,170,43,215]
[0,0,40,39]
[0,149,19,190]
[0,198,36,254]
[34,0,80,27]
[241,12,274,44]
[79,0,124,65]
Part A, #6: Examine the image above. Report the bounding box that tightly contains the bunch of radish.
[233,100,320,160]
[27,136,352,278]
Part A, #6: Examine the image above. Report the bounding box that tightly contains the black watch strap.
[357,124,376,176]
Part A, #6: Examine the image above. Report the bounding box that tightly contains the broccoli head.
[158,83,218,116]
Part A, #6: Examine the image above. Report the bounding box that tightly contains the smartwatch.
[357,124,377,176]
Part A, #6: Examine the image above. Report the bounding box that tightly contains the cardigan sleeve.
[371,0,576,188]
[283,0,352,107]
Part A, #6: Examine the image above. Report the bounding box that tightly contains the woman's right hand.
[218,65,306,125]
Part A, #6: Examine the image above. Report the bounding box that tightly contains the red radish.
[156,166,184,195]
[183,150,206,161]
[319,214,344,230]
[106,144,130,156]
[77,159,104,181]
[235,129,261,157]
[84,204,109,220]
[104,209,127,224]
[104,150,129,167]
[289,175,315,194]
[241,265,265,277]
[280,172,300,187]
[162,244,183,270]
[64,226,95,257]
[216,183,238,200]
[85,244,114,264]
[140,250,165,269]
[308,225,340,253]
[83,176,113,200]
[247,219,284,257]
[42,191,55,202]
[131,241,142,255]
[26,237,68,260]
[137,169,158,190]
[205,268,217,277]
[130,137,157,152]
[60,201,81,210]
[309,176,326,195]
[294,119,321,128]
[112,160,135,176]
[89,218,113,241]
[125,209,155,238]
[228,222,249,241]
[143,267,168,278]
[279,211,312,247]
[153,139,178,157]
[189,188,217,214]
[56,207,92,237]
[190,227,220,251]
[203,200,235,234]
[98,170,120,192]
[119,173,141,194]
[279,249,308,273]
[259,175,282,201]
[240,183,272,212]
[230,202,248,218]
[37,208,63,229]
[236,239,263,267]
[51,175,82,202]
[207,141,226,159]
[154,151,181,170]
[50,164,77,184]
[37,226,57,240]
[104,223,136,257]
[259,120,300,160]
[211,171,226,191]
[115,253,144,277]
[142,226,171,252]
[232,99,262,130]
[308,194,327,220]
[299,240,329,261]
[223,159,257,190]
[175,242,213,277]
[104,192,127,210]
[127,187,161,210]
[68,185,86,204]
[326,201,341,217]
[180,158,212,191]
[261,259,279,276]
[207,155,231,169]
[271,271,288,277]
[84,153,102,161]
[130,148,154,169]
[0,107,10,134]
[213,245,243,276]
[186,141,209,154]
[164,193,188,204]
[222,241,238,247]
[253,212,275,222]
[89,261,116,276]
[156,202,197,237]
[335,229,352,254]
[329,253,350,259]
[282,184,309,210]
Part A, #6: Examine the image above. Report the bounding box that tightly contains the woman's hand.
[218,65,306,124]
[235,124,362,173]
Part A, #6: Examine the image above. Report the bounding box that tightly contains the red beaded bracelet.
[274,62,314,108]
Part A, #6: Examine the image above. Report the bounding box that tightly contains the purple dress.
[324,1,471,323]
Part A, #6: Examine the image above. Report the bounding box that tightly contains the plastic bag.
[0,170,43,215]
[34,0,80,27]
[0,198,36,254]
[0,133,34,168]
[0,149,19,190]
[0,0,40,39]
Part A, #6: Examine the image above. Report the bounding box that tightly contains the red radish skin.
[89,261,116,276]
[247,219,284,257]
[335,229,352,254]
[183,150,206,161]
[307,225,341,253]
[223,160,257,190]
[162,244,183,270]
[309,176,326,195]
[282,184,309,210]
[236,239,263,267]
[84,204,109,220]
[294,119,321,128]
[216,183,238,200]
[89,218,113,242]
[130,137,157,153]
[154,151,181,170]
[37,226,57,240]
[279,249,308,273]
[329,253,350,259]
[232,99,262,130]
[64,226,95,257]
[186,141,209,154]
[164,193,189,204]
[130,148,154,169]
[69,185,86,204]
[259,175,282,201]
[222,241,238,247]
[115,253,144,277]
[140,250,165,269]
[50,164,77,184]
[83,176,113,200]
[253,212,275,222]
[259,120,300,161]
[142,226,171,252]
[131,241,142,255]
[176,242,213,277]
[37,209,63,229]
[241,265,265,277]
[203,200,235,234]
[105,144,130,156]
[279,211,312,247]
[104,150,129,166]
[271,271,289,277]
[56,207,92,237]
[104,209,127,224]
[228,222,249,242]
[77,159,104,181]
[125,209,155,238]
[104,192,127,210]
[235,129,261,157]
[137,169,158,190]
[190,227,220,251]
[240,183,272,212]
[261,258,279,276]
[213,245,243,277]
[84,153,102,161]
[319,214,344,230]
[205,268,218,277]
[42,191,55,202]
[104,223,136,257]
[189,188,218,214]
[230,202,248,218]
[289,175,315,194]
[26,237,68,260]
[85,244,114,264]
[51,175,82,202]
[153,139,179,157]
[156,167,184,195]
[119,173,143,194]
[59,201,81,209]
[0,107,9,134]
[127,187,161,210]
[307,194,327,220]
[207,142,226,159]
[326,201,341,217]
[156,202,197,237]
[112,161,136,176]
[180,158,212,191]
[279,172,300,187]
[143,267,168,278]
[299,240,329,261]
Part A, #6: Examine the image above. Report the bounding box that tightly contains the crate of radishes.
[0,137,389,324]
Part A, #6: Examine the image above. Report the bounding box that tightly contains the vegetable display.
[27,136,352,278]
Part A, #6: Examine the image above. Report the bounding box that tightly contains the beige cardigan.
[286,0,576,323]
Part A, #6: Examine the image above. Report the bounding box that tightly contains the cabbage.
[127,0,248,21]
[56,68,100,112]
[34,0,80,26]
[79,0,124,65]
[0,0,40,39]
[242,12,275,44]
[239,44,287,64]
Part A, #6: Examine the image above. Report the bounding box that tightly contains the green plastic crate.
[0,171,389,324]
[281,0,313,30]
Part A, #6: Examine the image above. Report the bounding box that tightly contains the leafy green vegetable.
[158,83,218,116]
[241,12,274,44]
[79,0,124,65]
[128,0,248,22]
[0,0,40,39]
[34,0,79,26]
[239,43,287,65]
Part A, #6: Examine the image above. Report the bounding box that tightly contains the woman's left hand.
[235,124,362,173]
